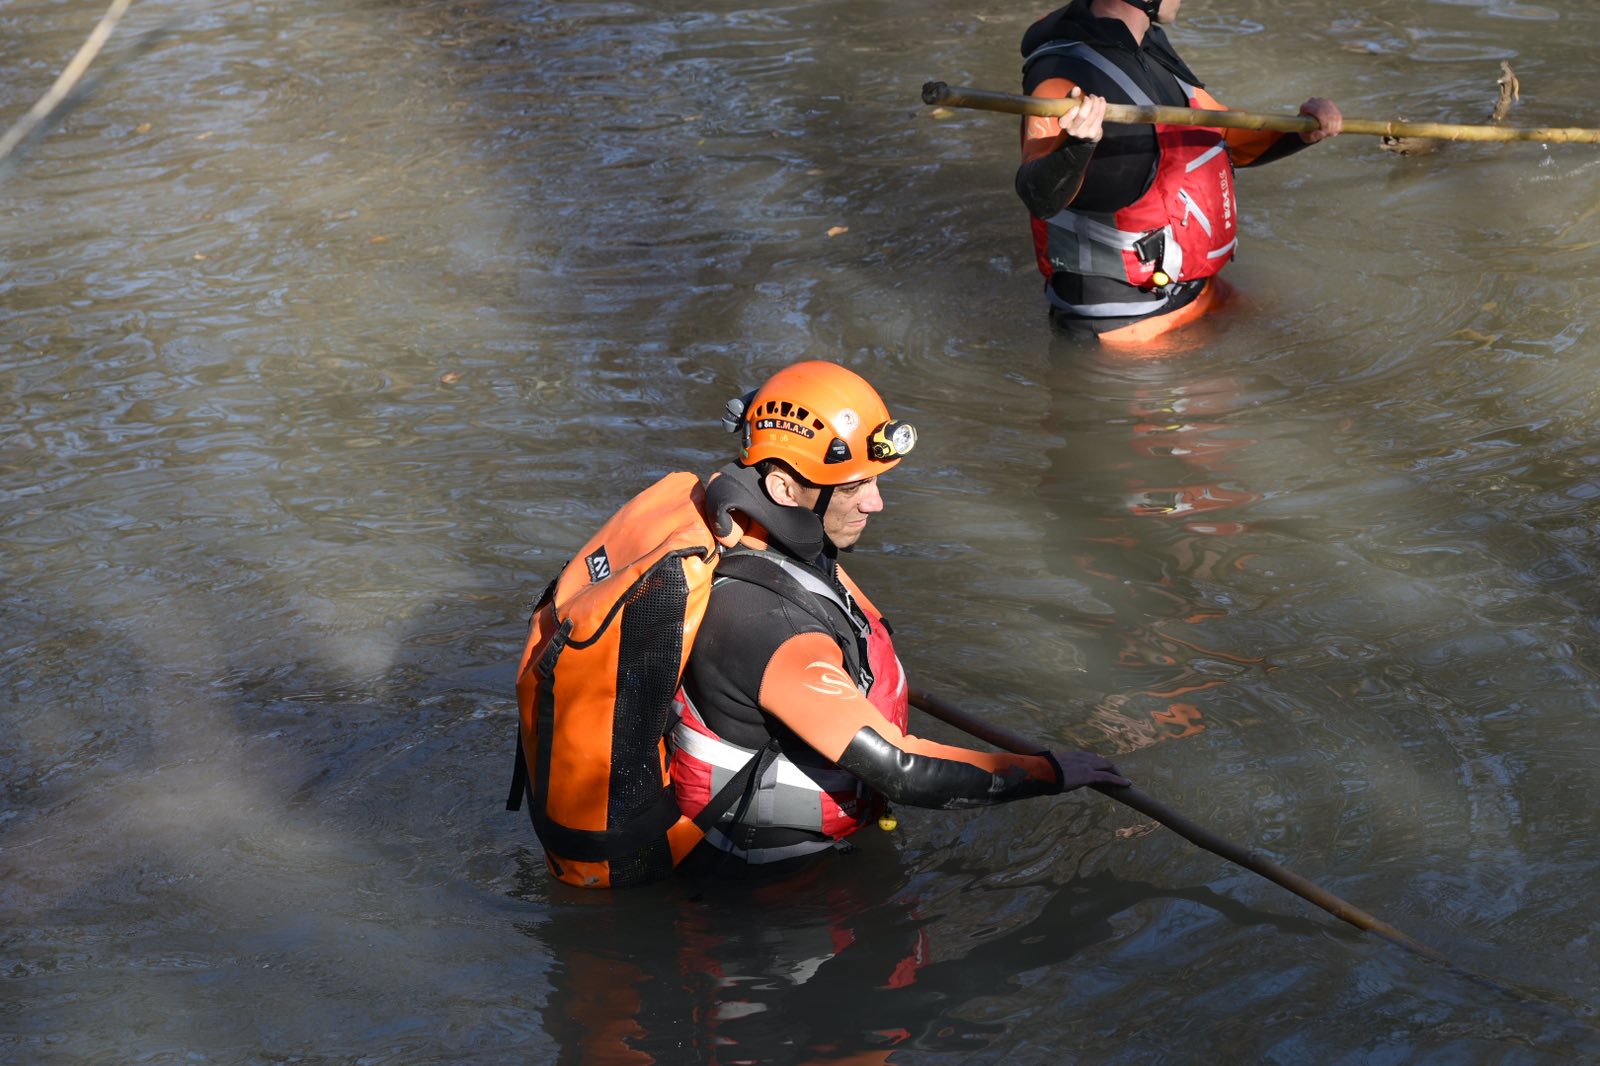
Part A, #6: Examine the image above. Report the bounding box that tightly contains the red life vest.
[667,554,909,862]
[1027,41,1237,292]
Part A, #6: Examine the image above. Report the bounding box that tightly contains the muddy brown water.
[4,0,1599,1061]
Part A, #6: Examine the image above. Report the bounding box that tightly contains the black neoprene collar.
[706,463,826,563]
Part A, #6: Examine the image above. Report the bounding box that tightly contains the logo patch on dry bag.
[585,547,612,584]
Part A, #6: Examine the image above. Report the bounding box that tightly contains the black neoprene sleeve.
[835,727,1063,810]
[1015,138,1098,219]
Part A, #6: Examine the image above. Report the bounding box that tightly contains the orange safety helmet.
[728,361,916,485]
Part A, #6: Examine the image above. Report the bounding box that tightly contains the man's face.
[819,477,884,550]
[781,475,885,550]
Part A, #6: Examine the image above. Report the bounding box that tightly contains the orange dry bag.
[506,472,775,888]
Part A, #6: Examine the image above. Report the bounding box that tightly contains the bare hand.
[1053,750,1130,791]
[1298,97,1343,143]
[1062,86,1106,144]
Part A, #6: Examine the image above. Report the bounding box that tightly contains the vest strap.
[505,732,528,812]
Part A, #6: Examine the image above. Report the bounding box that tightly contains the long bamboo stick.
[922,80,1600,145]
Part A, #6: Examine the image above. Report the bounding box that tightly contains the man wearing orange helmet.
[670,360,1128,871]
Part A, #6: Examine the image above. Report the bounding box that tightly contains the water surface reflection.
[4,0,1599,1061]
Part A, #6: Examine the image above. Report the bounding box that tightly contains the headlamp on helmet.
[867,420,916,462]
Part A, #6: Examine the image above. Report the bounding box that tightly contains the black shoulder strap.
[714,548,871,689]
[713,550,845,631]
[506,733,528,811]
[689,739,780,833]
[507,576,559,813]
[1023,40,1154,106]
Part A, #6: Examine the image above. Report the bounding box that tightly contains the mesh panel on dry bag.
[509,472,762,888]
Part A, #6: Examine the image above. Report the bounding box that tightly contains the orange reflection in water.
[1039,344,1276,758]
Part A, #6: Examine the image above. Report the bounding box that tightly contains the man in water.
[671,360,1129,871]
[1015,0,1343,343]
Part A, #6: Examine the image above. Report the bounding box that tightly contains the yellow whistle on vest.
[1151,270,1171,287]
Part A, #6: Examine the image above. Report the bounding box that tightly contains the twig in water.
[0,0,136,169]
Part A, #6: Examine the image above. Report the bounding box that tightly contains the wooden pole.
[922,81,1600,145]
[908,687,1458,963]
[910,687,1600,1032]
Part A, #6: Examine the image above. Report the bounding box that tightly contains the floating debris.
[1382,61,1519,156]
[1490,61,1520,123]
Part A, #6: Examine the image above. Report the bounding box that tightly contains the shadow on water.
[511,838,1341,1065]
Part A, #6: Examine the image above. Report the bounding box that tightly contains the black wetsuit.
[680,464,1062,865]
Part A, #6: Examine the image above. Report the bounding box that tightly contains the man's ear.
[763,467,804,508]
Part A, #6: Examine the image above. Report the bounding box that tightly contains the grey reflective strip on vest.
[1185,142,1227,172]
[671,693,866,837]
[1022,41,1155,107]
[673,721,858,801]
[1047,284,1171,319]
[1045,220,1184,295]
[752,553,869,641]
[1177,189,1212,237]
[702,827,836,864]
[1044,208,1141,279]
[1051,210,1144,252]
[1207,238,1237,260]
